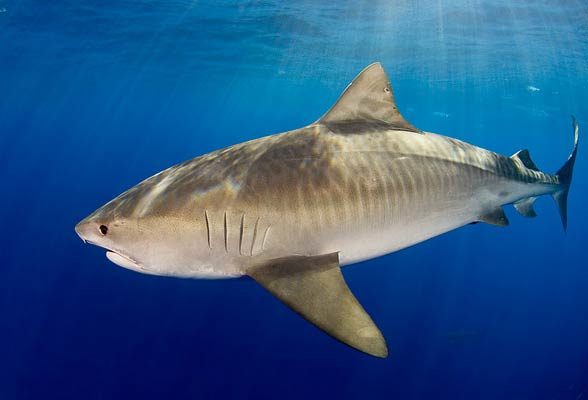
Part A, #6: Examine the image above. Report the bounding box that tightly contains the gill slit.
[223,211,228,253]
[262,225,272,251]
[250,217,260,256]
[204,210,211,250]
[239,214,245,256]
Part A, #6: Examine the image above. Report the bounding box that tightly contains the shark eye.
[99,225,109,235]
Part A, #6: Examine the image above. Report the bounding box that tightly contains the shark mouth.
[82,238,155,275]
[105,251,150,273]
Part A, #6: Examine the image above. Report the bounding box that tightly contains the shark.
[75,63,579,358]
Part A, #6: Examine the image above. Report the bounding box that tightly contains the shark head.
[75,198,156,274]
[74,175,222,277]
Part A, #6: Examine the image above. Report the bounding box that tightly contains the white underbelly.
[335,207,479,266]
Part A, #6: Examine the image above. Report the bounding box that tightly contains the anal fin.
[249,253,388,358]
[478,207,509,226]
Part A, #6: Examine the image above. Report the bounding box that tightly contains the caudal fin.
[553,116,579,231]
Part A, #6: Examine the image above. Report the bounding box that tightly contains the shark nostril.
[99,225,109,235]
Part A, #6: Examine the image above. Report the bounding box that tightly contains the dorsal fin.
[317,62,419,133]
[511,149,540,171]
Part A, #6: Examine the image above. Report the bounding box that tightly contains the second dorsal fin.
[511,149,540,171]
[317,63,419,133]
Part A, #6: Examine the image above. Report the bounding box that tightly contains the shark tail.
[552,116,579,231]
[512,117,579,230]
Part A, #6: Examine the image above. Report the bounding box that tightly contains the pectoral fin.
[249,253,388,358]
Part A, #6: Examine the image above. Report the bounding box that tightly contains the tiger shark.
[75,63,578,358]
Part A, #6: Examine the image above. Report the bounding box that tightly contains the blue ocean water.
[1,1,587,398]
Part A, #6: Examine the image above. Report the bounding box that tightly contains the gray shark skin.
[76,63,579,358]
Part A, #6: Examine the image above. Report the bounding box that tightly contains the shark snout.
[75,220,91,243]
[75,219,104,245]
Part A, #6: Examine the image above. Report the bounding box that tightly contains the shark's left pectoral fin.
[249,253,388,358]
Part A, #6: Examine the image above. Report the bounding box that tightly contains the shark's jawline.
[106,251,145,272]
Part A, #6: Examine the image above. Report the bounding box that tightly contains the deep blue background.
[1,1,587,399]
